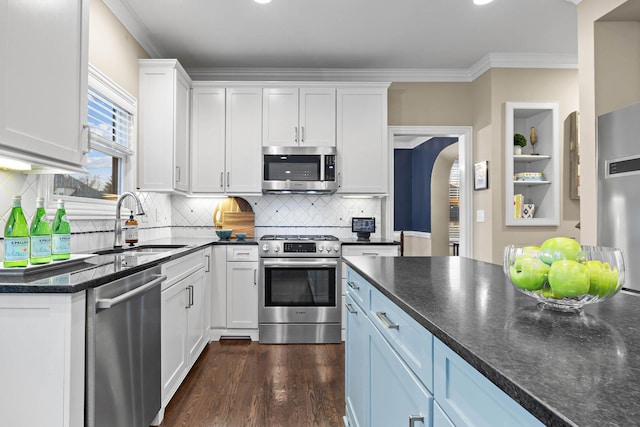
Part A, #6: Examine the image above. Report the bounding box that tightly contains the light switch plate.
[476,210,485,222]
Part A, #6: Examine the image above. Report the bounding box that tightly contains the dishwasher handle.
[96,274,166,309]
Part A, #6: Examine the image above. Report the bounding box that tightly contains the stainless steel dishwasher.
[86,266,166,427]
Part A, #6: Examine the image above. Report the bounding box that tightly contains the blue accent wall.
[394,137,458,232]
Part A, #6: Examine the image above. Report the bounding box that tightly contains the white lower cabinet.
[0,292,86,427]
[344,265,544,427]
[159,250,208,418]
[210,245,259,340]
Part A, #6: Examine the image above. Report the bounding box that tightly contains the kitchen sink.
[93,244,187,256]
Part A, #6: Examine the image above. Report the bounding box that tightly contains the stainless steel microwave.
[262,146,338,194]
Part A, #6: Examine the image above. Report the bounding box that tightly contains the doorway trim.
[386,126,473,258]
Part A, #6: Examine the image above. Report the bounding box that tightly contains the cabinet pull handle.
[176,166,181,183]
[347,281,359,290]
[376,311,400,329]
[345,303,357,314]
[362,252,379,256]
[301,126,305,143]
[227,172,230,187]
[338,172,342,187]
[408,414,424,427]
[254,269,257,285]
[190,285,194,307]
[220,172,224,188]
[185,286,191,309]
[205,254,211,272]
[82,123,90,154]
[294,126,298,143]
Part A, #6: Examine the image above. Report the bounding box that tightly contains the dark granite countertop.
[340,238,399,245]
[0,236,257,294]
[342,255,640,427]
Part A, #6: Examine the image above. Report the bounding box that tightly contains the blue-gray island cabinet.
[342,256,640,427]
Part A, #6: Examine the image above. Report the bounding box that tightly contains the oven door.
[259,258,341,324]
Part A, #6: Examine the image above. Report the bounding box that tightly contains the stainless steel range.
[259,235,342,344]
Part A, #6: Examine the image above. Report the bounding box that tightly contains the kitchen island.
[343,255,640,427]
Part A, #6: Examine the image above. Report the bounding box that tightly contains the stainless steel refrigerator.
[598,102,640,292]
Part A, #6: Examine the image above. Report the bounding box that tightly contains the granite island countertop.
[342,255,640,427]
[0,236,257,294]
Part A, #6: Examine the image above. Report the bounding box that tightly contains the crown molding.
[102,0,166,58]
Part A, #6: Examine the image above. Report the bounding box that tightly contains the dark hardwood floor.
[160,340,345,427]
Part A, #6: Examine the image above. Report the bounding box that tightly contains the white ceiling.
[106,0,580,81]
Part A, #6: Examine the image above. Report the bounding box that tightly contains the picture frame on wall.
[474,161,489,190]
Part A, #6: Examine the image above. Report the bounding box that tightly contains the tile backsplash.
[171,194,383,239]
[1,170,383,259]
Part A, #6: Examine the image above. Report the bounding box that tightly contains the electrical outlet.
[476,210,485,223]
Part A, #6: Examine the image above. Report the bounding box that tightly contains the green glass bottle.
[51,199,71,261]
[4,195,29,268]
[29,197,52,265]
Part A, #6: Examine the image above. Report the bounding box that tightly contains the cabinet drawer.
[226,245,258,261]
[433,338,544,427]
[369,286,433,392]
[162,250,205,290]
[345,268,370,310]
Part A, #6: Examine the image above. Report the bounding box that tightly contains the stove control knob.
[318,245,325,252]
[262,244,270,252]
[333,245,340,252]
[273,245,280,253]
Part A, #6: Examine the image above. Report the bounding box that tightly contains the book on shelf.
[513,194,523,219]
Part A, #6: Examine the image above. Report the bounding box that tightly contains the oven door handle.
[262,259,338,268]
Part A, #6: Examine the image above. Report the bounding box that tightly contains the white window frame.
[40,65,137,219]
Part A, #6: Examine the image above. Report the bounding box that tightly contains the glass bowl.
[215,229,233,240]
[504,245,625,311]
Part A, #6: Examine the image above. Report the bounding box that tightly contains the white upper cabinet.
[138,59,191,192]
[504,102,560,226]
[0,0,88,172]
[225,87,263,194]
[337,86,389,194]
[190,85,226,193]
[263,87,336,147]
[190,84,262,195]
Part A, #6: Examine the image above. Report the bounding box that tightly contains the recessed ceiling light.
[473,0,494,4]
[254,0,272,4]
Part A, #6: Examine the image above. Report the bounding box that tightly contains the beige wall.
[388,82,473,126]
[89,0,149,98]
[577,0,628,244]
[387,69,580,264]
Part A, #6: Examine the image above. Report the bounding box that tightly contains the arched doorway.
[386,126,473,258]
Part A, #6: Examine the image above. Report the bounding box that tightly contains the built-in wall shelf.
[505,102,560,226]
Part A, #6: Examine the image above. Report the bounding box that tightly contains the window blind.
[88,88,133,157]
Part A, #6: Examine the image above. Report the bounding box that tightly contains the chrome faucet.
[114,191,145,249]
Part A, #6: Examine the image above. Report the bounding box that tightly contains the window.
[50,66,136,214]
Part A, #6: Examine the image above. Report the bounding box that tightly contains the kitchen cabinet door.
[226,260,259,329]
[263,87,299,147]
[0,0,88,171]
[186,269,207,365]
[226,88,262,194]
[210,245,227,330]
[263,87,336,147]
[344,294,370,427]
[138,59,192,192]
[299,87,336,147]
[337,87,389,194]
[161,280,188,406]
[370,320,433,427]
[191,85,226,193]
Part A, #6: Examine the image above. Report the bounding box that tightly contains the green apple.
[537,287,563,299]
[548,260,590,297]
[509,255,549,291]
[586,260,619,297]
[540,237,584,265]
